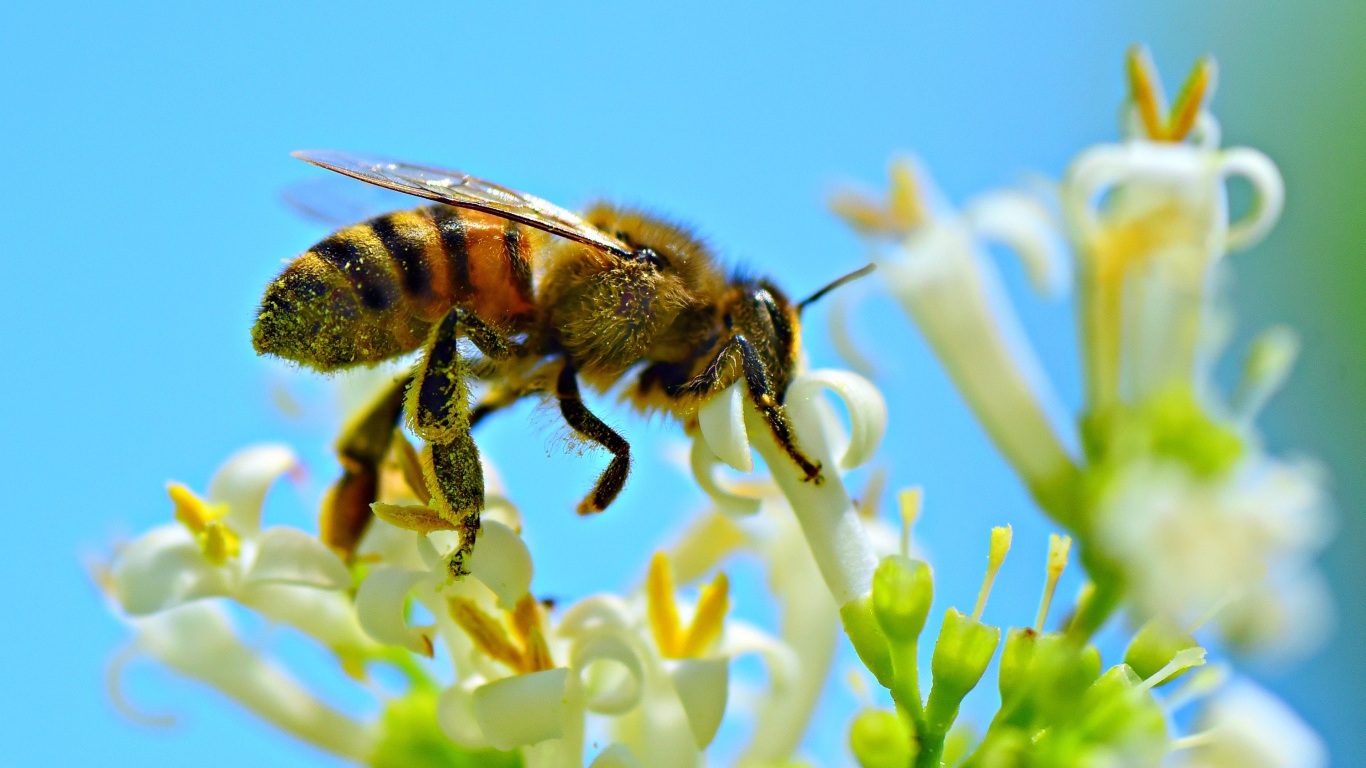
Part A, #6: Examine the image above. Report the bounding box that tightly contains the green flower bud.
[1124,617,1199,684]
[925,608,1000,736]
[842,594,895,688]
[997,627,1038,701]
[873,555,934,644]
[849,709,916,768]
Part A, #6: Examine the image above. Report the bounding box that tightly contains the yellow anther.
[449,596,528,672]
[1125,44,1216,142]
[973,525,1013,621]
[1035,534,1072,632]
[887,159,925,231]
[680,571,730,658]
[647,551,684,657]
[647,551,732,659]
[897,487,923,557]
[830,188,895,237]
[856,467,888,520]
[167,482,226,533]
[392,435,431,505]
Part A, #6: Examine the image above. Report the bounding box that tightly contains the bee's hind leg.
[406,308,510,578]
[320,373,412,561]
[556,360,632,515]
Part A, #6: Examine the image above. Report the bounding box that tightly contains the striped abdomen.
[253,205,537,371]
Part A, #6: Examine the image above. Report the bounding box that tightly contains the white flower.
[1174,679,1328,768]
[108,445,363,653]
[1096,456,1331,654]
[833,158,1079,516]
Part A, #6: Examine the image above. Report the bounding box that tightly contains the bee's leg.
[406,308,508,578]
[320,373,412,561]
[556,360,632,515]
[688,335,823,484]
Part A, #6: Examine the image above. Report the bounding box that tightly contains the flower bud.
[841,595,895,688]
[997,627,1038,701]
[873,555,934,644]
[925,608,1000,735]
[849,709,916,768]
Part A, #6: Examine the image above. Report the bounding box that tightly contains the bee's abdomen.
[253,205,537,372]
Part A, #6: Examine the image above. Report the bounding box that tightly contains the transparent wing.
[292,150,633,257]
[280,175,419,228]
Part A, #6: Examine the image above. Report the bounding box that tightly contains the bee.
[254,150,873,574]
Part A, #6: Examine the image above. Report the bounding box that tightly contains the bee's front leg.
[687,335,823,484]
[406,308,508,578]
[556,360,632,515]
[320,373,412,561]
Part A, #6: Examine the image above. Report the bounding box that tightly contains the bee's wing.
[293,150,634,258]
[280,175,418,228]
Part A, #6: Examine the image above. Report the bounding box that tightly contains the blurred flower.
[1173,679,1329,768]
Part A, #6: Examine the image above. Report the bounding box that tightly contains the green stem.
[889,641,925,732]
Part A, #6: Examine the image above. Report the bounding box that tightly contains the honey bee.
[255,150,873,574]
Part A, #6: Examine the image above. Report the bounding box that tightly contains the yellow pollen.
[1125,44,1216,142]
[897,487,923,557]
[1035,534,1072,632]
[973,525,1012,621]
[450,594,555,674]
[167,482,226,533]
[646,551,732,659]
[200,521,241,566]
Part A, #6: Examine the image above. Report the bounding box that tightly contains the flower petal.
[245,527,351,590]
[689,438,762,516]
[354,567,436,656]
[590,744,643,768]
[570,631,645,716]
[698,381,753,472]
[206,444,299,535]
[786,370,887,471]
[437,678,490,749]
[666,657,729,748]
[472,667,571,750]
[112,525,234,615]
[964,189,1068,296]
[466,519,533,610]
[237,583,376,655]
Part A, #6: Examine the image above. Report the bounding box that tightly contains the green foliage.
[371,687,522,768]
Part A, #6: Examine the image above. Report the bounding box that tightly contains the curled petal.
[590,744,643,768]
[437,679,490,748]
[206,444,299,535]
[689,438,762,516]
[698,382,753,472]
[718,621,800,695]
[466,519,533,610]
[558,595,636,637]
[1219,147,1284,251]
[245,527,351,590]
[666,657,729,748]
[112,525,234,615]
[354,567,435,656]
[473,667,571,750]
[964,189,1069,296]
[571,631,645,716]
[787,370,887,471]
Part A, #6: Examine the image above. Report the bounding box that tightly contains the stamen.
[200,521,241,566]
[680,571,730,658]
[1137,647,1207,692]
[1167,56,1216,142]
[371,503,458,534]
[523,626,555,672]
[972,525,1012,621]
[449,596,526,672]
[855,467,888,520]
[1034,534,1072,632]
[1170,731,1217,751]
[887,159,925,231]
[1126,44,1167,140]
[646,552,683,657]
[897,487,923,558]
[510,593,541,646]
[168,482,224,533]
[1163,664,1229,713]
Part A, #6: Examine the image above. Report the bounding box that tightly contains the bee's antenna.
[797,264,877,314]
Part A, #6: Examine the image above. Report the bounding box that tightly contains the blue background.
[2,1,1361,765]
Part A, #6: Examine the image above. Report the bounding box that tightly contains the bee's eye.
[634,247,668,270]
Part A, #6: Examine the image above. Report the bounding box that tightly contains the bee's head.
[541,204,725,371]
